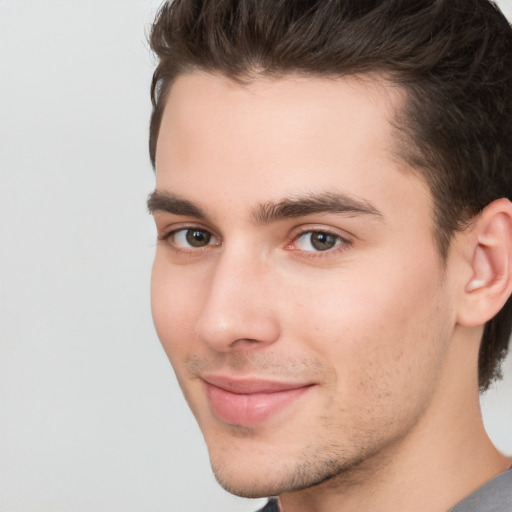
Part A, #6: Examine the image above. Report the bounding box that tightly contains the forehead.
[156,72,402,170]
[154,72,431,225]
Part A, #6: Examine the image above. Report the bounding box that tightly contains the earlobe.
[458,198,512,327]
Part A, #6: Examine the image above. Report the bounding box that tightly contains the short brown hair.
[149,0,512,390]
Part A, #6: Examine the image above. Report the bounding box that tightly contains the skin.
[150,72,511,512]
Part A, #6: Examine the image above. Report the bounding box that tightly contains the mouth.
[202,375,314,427]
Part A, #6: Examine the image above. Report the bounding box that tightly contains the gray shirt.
[447,467,512,512]
[257,468,512,512]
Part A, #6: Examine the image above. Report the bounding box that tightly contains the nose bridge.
[194,243,280,350]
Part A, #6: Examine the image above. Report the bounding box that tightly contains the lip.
[202,375,314,427]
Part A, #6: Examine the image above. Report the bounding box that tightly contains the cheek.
[286,252,452,403]
[150,254,204,362]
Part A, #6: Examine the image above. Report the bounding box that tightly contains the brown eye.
[185,229,211,247]
[310,232,338,251]
[170,228,217,249]
[295,231,344,252]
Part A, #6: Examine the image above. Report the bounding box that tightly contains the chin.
[213,473,277,499]
[208,444,370,499]
[211,461,297,499]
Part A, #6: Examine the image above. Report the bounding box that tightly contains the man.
[146,1,512,511]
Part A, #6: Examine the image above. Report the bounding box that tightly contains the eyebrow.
[147,191,207,219]
[147,190,383,223]
[252,192,383,224]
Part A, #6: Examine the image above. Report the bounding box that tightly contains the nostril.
[194,307,281,351]
[230,338,263,349]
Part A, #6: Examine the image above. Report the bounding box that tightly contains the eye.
[170,228,219,249]
[293,230,345,252]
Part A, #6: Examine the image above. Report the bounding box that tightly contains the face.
[150,73,460,498]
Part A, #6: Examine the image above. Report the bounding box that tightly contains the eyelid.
[288,224,353,241]
[157,221,218,240]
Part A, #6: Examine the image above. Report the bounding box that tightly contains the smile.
[202,375,314,427]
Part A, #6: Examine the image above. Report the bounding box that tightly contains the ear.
[457,198,512,327]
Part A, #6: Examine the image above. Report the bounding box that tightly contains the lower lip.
[205,383,312,426]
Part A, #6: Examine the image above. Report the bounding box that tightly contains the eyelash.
[158,226,352,257]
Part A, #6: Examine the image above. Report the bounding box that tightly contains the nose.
[194,249,281,352]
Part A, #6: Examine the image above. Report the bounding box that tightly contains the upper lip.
[202,375,313,394]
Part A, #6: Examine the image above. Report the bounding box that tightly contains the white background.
[0,1,511,511]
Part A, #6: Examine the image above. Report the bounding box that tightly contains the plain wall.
[0,1,511,511]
